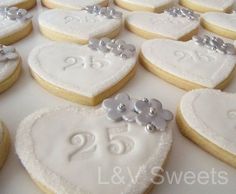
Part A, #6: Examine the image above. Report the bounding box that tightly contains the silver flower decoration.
[88,38,136,59]
[134,98,173,133]
[83,5,122,19]
[165,7,199,21]
[0,45,19,62]
[0,7,32,22]
[103,93,137,122]
[192,35,236,55]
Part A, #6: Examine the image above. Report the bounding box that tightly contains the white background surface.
[0,0,236,194]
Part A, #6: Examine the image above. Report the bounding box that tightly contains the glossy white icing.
[126,11,199,40]
[28,42,137,97]
[44,0,107,10]
[0,55,20,83]
[0,0,27,6]
[119,0,173,8]
[184,0,234,11]
[180,89,236,155]
[141,39,236,88]
[202,12,236,32]
[38,9,122,41]
[16,106,172,194]
[0,14,31,39]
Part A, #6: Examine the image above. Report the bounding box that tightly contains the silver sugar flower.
[102,94,174,133]
[0,6,32,22]
[0,45,19,62]
[134,98,173,133]
[88,38,136,59]
[103,93,137,122]
[192,35,236,55]
[83,5,122,19]
[165,7,199,21]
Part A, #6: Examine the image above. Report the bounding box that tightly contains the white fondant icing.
[0,14,31,39]
[141,39,236,88]
[38,9,122,41]
[119,0,173,8]
[0,55,20,83]
[126,11,199,40]
[44,0,107,10]
[185,0,234,11]
[180,89,236,155]
[202,12,236,32]
[15,106,172,194]
[28,42,137,97]
[0,0,27,7]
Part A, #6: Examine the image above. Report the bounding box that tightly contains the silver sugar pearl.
[145,124,156,133]
[117,103,126,112]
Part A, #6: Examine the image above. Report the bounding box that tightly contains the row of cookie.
[1,34,235,105]
[4,0,234,13]
[38,6,236,45]
[1,88,235,194]
[1,5,235,46]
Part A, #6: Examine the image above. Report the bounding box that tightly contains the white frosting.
[45,0,107,10]
[0,54,20,83]
[126,11,199,40]
[38,9,122,41]
[0,0,27,6]
[0,14,31,39]
[28,42,137,98]
[15,106,172,194]
[202,12,236,32]
[118,0,173,8]
[180,89,236,155]
[141,39,236,88]
[185,0,234,11]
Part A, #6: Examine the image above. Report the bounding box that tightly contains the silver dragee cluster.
[0,7,32,21]
[88,38,136,59]
[83,5,122,19]
[103,93,173,133]
[0,45,19,62]
[192,35,236,55]
[165,7,199,20]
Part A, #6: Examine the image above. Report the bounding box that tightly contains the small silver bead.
[145,124,156,133]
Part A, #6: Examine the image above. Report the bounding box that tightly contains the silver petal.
[107,110,123,122]
[150,99,162,110]
[160,110,173,121]
[115,93,131,104]
[123,111,137,122]
[103,98,119,110]
[134,100,149,113]
[152,117,167,131]
[136,114,151,126]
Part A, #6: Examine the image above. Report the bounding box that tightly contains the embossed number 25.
[68,127,134,161]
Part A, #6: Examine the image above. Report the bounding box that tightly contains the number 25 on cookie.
[63,56,110,71]
[68,127,134,161]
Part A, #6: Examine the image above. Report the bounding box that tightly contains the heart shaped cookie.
[42,0,108,10]
[0,7,33,45]
[0,45,21,93]
[202,12,236,40]
[28,39,137,105]
[140,36,236,90]
[114,0,173,12]
[125,8,200,41]
[0,120,10,170]
[0,0,36,10]
[180,0,234,13]
[38,7,122,44]
[16,93,173,194]
[176,89,236,168]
